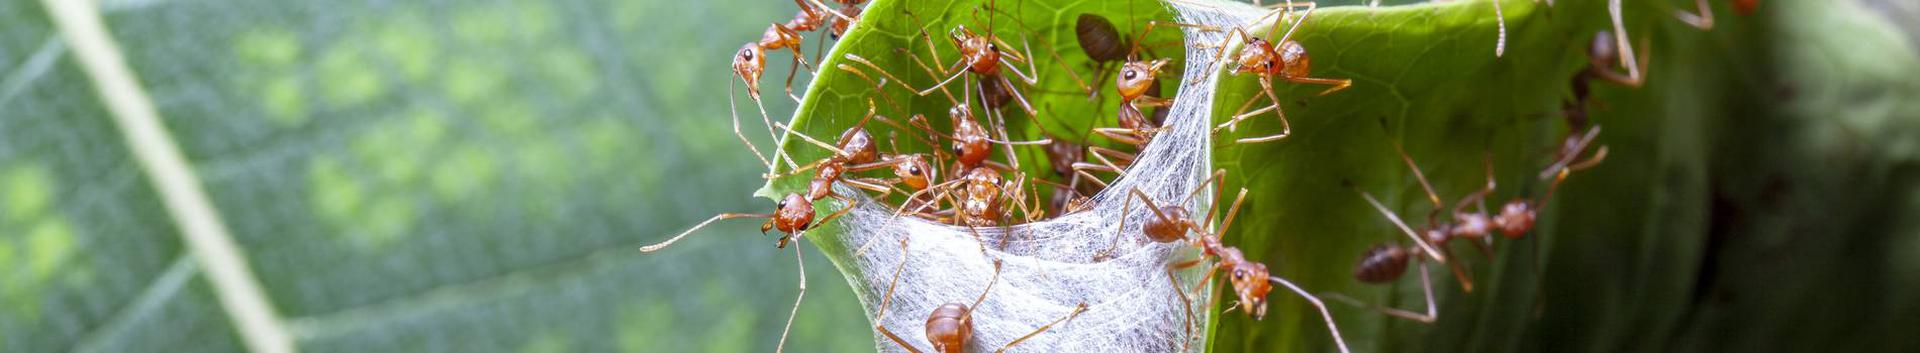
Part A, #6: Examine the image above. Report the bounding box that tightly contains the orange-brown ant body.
[1208,2,1353,144]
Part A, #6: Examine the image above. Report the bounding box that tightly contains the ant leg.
[1267,275,1353,353]
[1088,146,1137,169]
[1182,169,1229,210]
[1084,147,1133,180]
[1167,266,1198,352]
[1213,188,1249,241]
[993,303,1089,353]
[995,73,1040,116]
[875,327,929,353]
[1192,26,1252,88]
[894,179,962,216]
[1231,79,1294,144]
[1597,0,1646,87]
[818,194,863,228]
[729,80,775,168]
[1095,185,1145,258]
[1126,21,1221,61]
[748,90,802,171]
[1347,183,1448,262]
[771,122,851,156]
[1093,127,1151,146]
[774,240,810,353]
[1214,92,1269,134]
[1414,260,1439,322]
[872,238,928,353]
[968,260,1006,314]
[1071,163,1120,189]
[1443,249,1476,293]
[1271,2,1318,45]
[1674,0,1715,30]
[639,213,773,252]
[1452,153,1500,216]
[1284,76,1353,96]
[1389,140,1446,209]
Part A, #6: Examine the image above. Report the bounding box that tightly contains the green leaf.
[775,0,1920,352]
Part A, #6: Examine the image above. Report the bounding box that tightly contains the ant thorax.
[1452,212,1493,239]
[787,9,823,32]
[758,23,800,50]
[807,161,846,201]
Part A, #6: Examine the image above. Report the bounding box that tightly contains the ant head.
[951,116,990,167]
[1588,31,1619,70]
[1227,257,1273,320]
[894,154,934,190]
[1233,39,1274,75]
[1496,200,1534,238]
[1115,58,1170,101]
[732,43,764,93]
[772,193,815,234]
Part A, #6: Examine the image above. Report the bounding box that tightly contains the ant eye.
[1123,70,1137,80]
[909,166,923,175]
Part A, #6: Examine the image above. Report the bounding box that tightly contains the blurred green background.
[4,0,1919,352]
[0,0,874,351]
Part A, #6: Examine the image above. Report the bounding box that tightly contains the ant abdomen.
[1075,14,1126,62]
[1276,40,1311,79]
[1142,206,1192,243]
[1354,244,1412,283]
[925,303,974,353]
[1495,200,1534,238]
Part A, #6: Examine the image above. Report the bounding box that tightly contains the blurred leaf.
[6,0,876,351]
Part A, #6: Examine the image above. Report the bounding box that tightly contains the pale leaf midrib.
[39,0,296,352]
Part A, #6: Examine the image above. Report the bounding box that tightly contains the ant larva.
[873,248,1089,353]
[1206,1,1353,144]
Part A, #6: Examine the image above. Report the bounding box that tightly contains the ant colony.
[641,0,1660,351]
